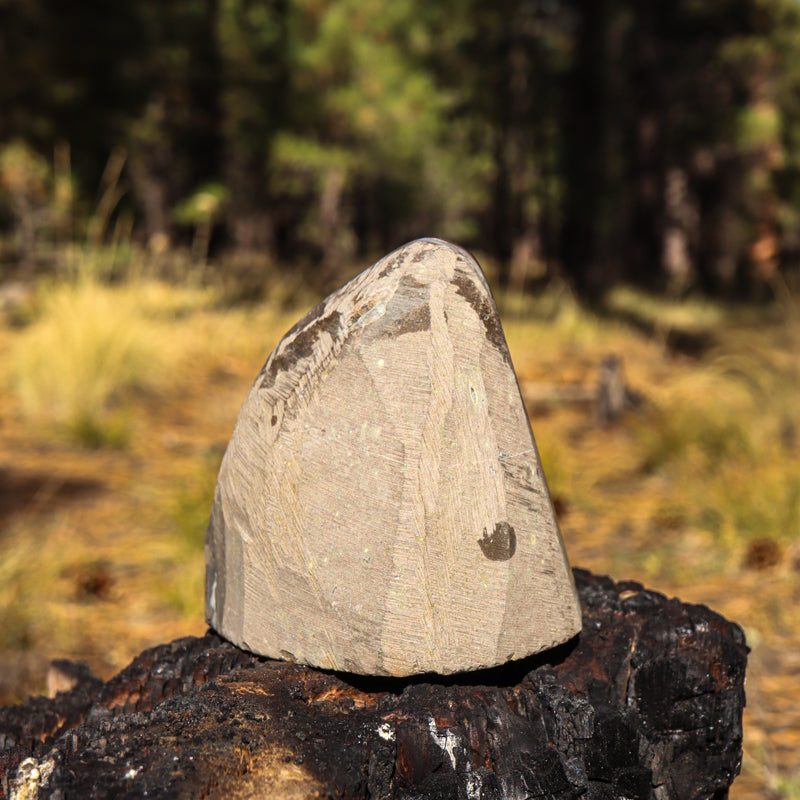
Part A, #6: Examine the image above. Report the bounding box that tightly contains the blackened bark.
[0,569,747,800]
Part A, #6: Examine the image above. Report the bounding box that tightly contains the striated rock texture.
[1,569,746,800]
[206,238,580,676]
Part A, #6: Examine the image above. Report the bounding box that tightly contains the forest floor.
[0,267,798,798]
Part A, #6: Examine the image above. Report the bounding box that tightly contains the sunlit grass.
[0,528,47,653]
[10,279,159,445]
[744,745,800,800]
[631,348,799,557]
[500,281,627,348]
[8,277,217,446]
[606,283,732,330]
[0,267,798,798]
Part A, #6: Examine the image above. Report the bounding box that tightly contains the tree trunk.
[627,0,667,291]
[318,165,354,290]
[0,568,746,800]
[225,147,274,253]
[561,0,615,302]
[127,96,174,250]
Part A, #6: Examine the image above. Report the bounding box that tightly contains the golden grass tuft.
[8,277,217,447]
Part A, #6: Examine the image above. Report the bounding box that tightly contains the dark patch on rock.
[259,309,342,390]
[478,521,517,561]
[412,247,429,263]
[276,297,329,348]
[399,274,425,289]
[451,268,511,366]
[378,269,430,339]
[378,253,404,278]
[386,304,431,338]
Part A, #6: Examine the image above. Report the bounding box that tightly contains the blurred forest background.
[1,1,800,798]
[3,0,800,297]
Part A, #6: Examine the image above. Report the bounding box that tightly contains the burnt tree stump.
[0,569,747,800]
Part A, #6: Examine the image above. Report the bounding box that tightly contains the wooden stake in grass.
[205,238,581,675]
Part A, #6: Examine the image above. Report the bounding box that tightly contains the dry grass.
[0,270,798,798]
[8,277,217,446]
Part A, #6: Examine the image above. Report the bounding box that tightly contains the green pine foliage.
[2,0,800,297]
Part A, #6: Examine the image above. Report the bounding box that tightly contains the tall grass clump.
[634,342,800,560]
[10,277,163,446]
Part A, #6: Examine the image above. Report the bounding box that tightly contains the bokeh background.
[1,1,799,796]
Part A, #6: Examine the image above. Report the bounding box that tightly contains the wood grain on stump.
[0,569,746,800]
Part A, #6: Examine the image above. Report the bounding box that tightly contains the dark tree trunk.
[128,104,174,249]
[695,159,746,296]
[561,0,615,303]
[224,147,275,253]
[0,569,747,800]
[626,0,667,291]
[217,0,289,256]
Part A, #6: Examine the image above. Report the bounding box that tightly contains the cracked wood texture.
[206,238,580,676]
[1,569,747,800]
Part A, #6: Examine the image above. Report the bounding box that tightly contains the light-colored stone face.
[205,238,581,676]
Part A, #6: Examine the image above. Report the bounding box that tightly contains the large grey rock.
[205,238,580,675]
